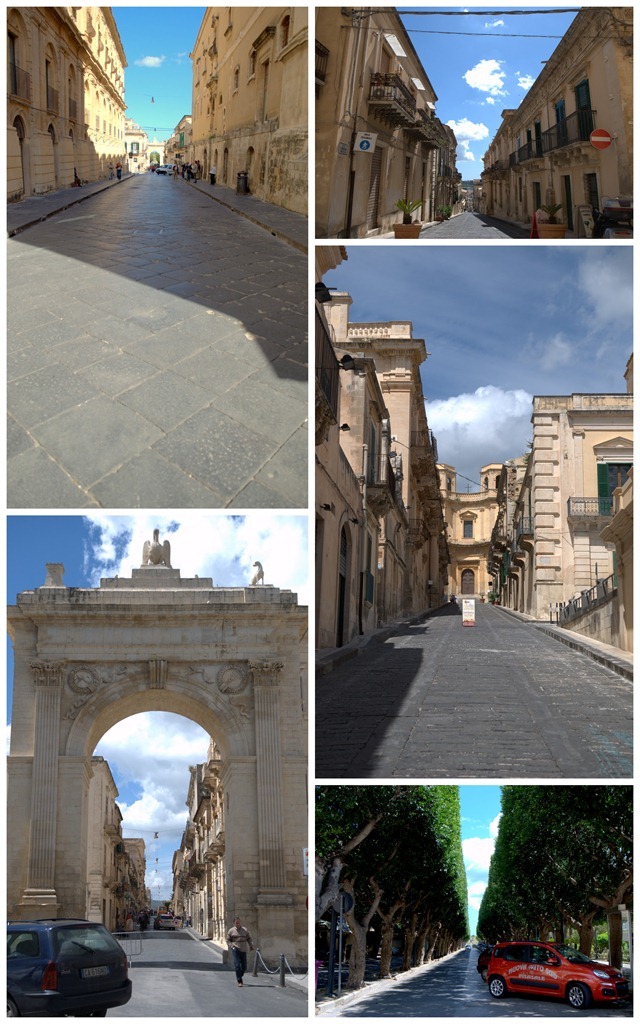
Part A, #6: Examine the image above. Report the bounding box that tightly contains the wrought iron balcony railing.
[315,40,329,85]
[510,110,597,166]
[315,309,339,422]
[368,72,416,127]
[567,496,613,518]
[9,63,31,101]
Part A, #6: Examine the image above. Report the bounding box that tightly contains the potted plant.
[537,202,566,239]
[393,198,423,238]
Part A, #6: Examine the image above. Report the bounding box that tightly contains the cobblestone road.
[8,174,307,508]
[418,211,530,239]
[316,604,632,779]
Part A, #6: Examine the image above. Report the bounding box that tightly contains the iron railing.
[558,573,616,625]
[315,40,329,84]
[69,97,77,120]
[510,110,596,165]
[46,85,59,112]
[9,63,31,101]
[567,496,613,518]
[316,310,339,422]
[369,72,416,121]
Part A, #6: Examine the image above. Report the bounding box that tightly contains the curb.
[316,608,436,676]
[180,177,307,255]
[7,174,134,238]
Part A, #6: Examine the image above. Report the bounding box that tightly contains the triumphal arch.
[7,536,308,963]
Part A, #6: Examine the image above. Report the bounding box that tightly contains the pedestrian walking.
[227,917,254,987]
[124,912,134,932]
[173,163,179,179]
[108,162,114,180]
[115,161,122,180]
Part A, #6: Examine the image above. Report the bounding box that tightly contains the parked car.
[155,164,172,175]
[7,919,132,1017]
[486,940,629,1009]
[477,944,494,981]
[154,914,176,930]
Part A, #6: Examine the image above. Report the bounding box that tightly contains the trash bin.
[209,170,216,185]
[236,170,248,195]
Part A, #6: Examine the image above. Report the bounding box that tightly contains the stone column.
[251,660,286,889]
[23,660,65,911]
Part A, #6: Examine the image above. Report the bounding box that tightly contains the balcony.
[515,517,534,546]
[315,310,339,444]
[510,110,597,166]
[9,63,31,102]
[316,40,329,87]
[567,496,613,524]
[367,457,398,517]
[368,73,416,128]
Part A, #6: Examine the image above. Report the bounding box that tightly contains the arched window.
[248,49,256,78]
[280,15,290,49]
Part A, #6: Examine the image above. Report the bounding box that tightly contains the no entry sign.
[590,128,612,150]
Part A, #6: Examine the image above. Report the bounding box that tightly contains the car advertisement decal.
[507,964,561,990]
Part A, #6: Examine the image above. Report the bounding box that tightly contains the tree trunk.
[379,921,395,978]
[343,878,381,991]
[608,912,623,969]
[415,921,430,965]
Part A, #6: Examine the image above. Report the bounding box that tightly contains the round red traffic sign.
[590,128,612,150]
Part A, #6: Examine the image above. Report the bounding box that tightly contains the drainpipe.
[359,443,368,635]
[343,9,370,236]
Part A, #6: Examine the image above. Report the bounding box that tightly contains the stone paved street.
[316,604,633,779]
[8,173,307,508]
[419,211,531,239]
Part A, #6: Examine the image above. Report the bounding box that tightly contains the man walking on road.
[227,917,254,987]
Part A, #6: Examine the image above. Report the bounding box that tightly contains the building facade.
[316,7,458,237]
[488,363,633,649]
[7,545,308,964]
[316,248,448,651]
[439,463,502,599]
[165,114,192,165]
[481,8,633,235]
[7,6,127,200]
[124,117,148,172]
[189,7,307,212]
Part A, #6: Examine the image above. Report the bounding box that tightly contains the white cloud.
[534,333,573,371]
[577,251,634,331]
[134,55,166,68]
[427,386,532,489]
[464,59,507,97]
[489,812,502,839]
[467,880,489,911]
[485,96,497,106]
[447,119,490,143]
[463,835,495,873]
[83,514,309,606]
[517,74,535,91]
[485,19,505,28]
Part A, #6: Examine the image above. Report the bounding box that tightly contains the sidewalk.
[186,929,309,994]
[180,175,308,254]
[316,607,438,676]
[7,173,134,237]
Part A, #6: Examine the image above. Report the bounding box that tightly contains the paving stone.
[211,377,308,444]
[91,450,226,508]
[76,351,158,397]
[7,414,36,458]
[7,344,57,382]
[8,447,91,507]
[173,347,255,393]
[9,364,101,429]
[117,371,212,430]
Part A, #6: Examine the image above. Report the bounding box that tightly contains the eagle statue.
[142,528,171,567]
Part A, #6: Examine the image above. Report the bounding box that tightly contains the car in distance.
[154,913,176,930]
[486,940,629,1009]
[7,919,132,1017]
[155,164,173,175]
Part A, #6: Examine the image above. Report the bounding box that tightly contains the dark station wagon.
[7,919,132,1017]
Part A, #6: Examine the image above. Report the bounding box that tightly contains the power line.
[405,29,563,38]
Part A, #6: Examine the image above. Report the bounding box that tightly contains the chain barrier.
[252,948,309,987]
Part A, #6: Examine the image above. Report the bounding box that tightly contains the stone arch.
[12,114,30,197]
[48,121,60,187]
[336,521,354,647]
[461,568,475,594]
[7,553,307,963]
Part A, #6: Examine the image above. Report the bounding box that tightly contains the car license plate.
[80,965,110,978]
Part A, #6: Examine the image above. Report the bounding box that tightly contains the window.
[280,15,290,49]
[248,49,256,78]
[232,65,239,93]
[463,521,473,539]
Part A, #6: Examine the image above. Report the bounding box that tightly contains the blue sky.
[398,7,579,180]
[460,785,502,936]
[113,7,206,141]
[326,246,632,489]
[7,514,308,899]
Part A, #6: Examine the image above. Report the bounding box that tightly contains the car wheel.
[566,982,591,1009]
[488,976,508,999]
[481,968,488,982]
[7,996,20,1017]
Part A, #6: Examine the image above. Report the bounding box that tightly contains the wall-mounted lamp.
[338,354,356,371]
[340,423,350,431]
[320,503,332,512]
[350,517,359,525]
[315,282,333,303]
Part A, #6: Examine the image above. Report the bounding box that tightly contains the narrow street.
[109,930,307,1017]
[8,174,307,508]
[316,604,632,779]
[418,212,531,239]
[317,948,633,1017]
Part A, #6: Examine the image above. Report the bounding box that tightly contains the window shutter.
[597,463,609,497]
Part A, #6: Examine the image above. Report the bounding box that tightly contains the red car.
[486,940,628,1009]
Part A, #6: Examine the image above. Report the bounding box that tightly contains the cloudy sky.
[460,785,502,935]
[7,514,308,899]
[325,246,633,490]
[398,7,578,179]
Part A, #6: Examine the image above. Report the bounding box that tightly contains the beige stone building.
[124,117,148,172]
[316,248,448,651]
[481,8,633,235]
[7,6,127,200]
[316,7,458,237]
[7,543,307,965]
[488,360,633,650]
[173,742,226,941]
[165,114,192,165]
[189,7,307,212]
[439,463,502,598]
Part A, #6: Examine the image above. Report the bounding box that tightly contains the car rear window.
[496,945,529,962]
[7,931,40,958]
[52,925,122,956]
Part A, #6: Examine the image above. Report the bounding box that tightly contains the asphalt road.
[318,948,633,1017]
[109,931,307,1017]
[8,173,307,508]
[316,604,633,778]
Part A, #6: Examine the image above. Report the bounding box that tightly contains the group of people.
[172,161,202,181]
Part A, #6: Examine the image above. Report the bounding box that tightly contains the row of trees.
[477,786,632,967]
[316,786,469,989]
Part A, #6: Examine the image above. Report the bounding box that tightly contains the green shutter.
[597,463,609,497]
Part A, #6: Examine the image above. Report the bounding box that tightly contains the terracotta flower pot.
[537,223,567,239]
[393,223,422,238]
